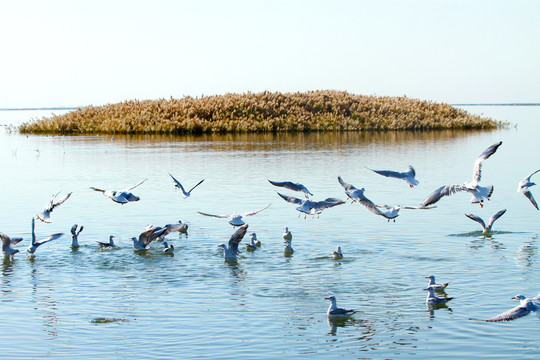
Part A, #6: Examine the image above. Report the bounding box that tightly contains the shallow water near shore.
[0,106,539,359]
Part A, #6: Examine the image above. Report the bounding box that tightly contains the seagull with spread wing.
[198,204,271,226]
[90,179,146,204]
[1,233,23,256]
[169,173,205,198]
[131,226,168,250]
[517,169,540,210]
[465,209,507,237]
[268,180,313,197]
[277,192,344,217]
[367,165,419,188]
[27,218,64,254]
[70,224,84,248]
[36,191,72,223]
[470,294,540,322]
[218,224,249,258]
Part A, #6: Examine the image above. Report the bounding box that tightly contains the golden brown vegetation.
[18,91,502,134]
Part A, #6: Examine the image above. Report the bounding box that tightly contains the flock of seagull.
[2,139,540,322]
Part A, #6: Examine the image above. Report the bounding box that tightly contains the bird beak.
[324,297,330,300]
[423,288,429,291]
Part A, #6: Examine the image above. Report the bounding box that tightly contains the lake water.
[0,106,539,359]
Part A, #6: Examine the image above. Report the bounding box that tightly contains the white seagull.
[465,209,507,237]
[90,179,146,204]
[268,180,313,197]
[425,275,450,292]
[218,224,248,258]
[517,169,540,210]
[332,246,343,260]
[1,233,23,256]
[70,224,84,248]
[424,285,453,305]
[367,165,419,188]
[283,227,292,242]
[325,296,356,317]
[169,173,205,198]
[421,141,502,208]
[246,234,257,252]
[198,204,271,226]
[250,232,261,247]
[36,191,72,223]
[148,221,188,239]
[27,218,64,254]
[132,226,168,250]
[471,294,540,322]
[277,192,344,217]
[98,235,116,248]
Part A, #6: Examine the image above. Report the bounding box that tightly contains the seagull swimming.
[332,246,343,260]
[36,191,72,223]
[132,226,168,250]
[250,232,261,247]
[163,241,174,254]
[246,234,258,252]
[517,169,540,210]
[283,228,294,256]
[90,179,146,204]
[425,275,450,292]
[1,233,23,256]
[268,180,313,197]
[27,218,64,254]
[169,173,205,198]
[325,296,356,317]
[70,224,84,248]
[218,224,248,258]
[277,192,344,218]
[421,141,502,208]
[424,285,453,305]
[367,165,419,188]
[283,227,292,242]
[98,235,116,248]
[198,204,271,226]
[465,209,507,237]
[470,294,540,322]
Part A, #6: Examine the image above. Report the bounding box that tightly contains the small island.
[18,90,502,134]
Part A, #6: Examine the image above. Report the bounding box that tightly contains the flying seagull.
[277,192,344,217]
[90,179,146,204]
[169,173,205,198]
[36,191,72,223]
[198,204,271,226]
[268,180,313,197]
[465,209,507,237]
[517,169,540,210]
[218,224,249,258]
[132,226,168,250]
[1,233,23,256]
[146,221,188,239]
[421,141,502,207]
[325,296,356,318]
[70,224,84,248]
[425,275,450,292]
[27,217,64,254]
[367,165,419,188]
[470,294,540,322]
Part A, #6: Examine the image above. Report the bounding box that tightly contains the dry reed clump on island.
[18,91,502,134]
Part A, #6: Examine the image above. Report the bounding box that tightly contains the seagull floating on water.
[277,192,344,218]
[1,233,23,256]
[169,173,205,198]
[268,180,313,197]
[421,141,502,208]
[27,218,64,254]
[132,226,168,250]
[325,296,356,317]
[198,204,271,226]
[218,224,248,258]
[90,179,146,204]
[98,235,116,248]
[250,232,261,247]
[70,224,84,248]
[163,241,174,254]
[425,275,450,292]
[36,191,72,223]
[517,169,540,210]
[246,234,257,252]
[470,294,540,322]
[367,165,419,188]
[283,227,292,242]
[465,209,507,237]
[424,285,453,305]
[332,246,343,260]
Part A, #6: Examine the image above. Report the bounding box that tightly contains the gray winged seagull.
[36,191,72,223]
[517,169,540,210]
[169,173,205,198]
[425,275,450,292]
[1,233,23,256]
[27,218,64,254]
[90,179,146,204]
[325,296,356,317]
[470,294,540,322]
[132,226,168,250]
[465,209,507,237]
[424,285,453,306]
[218,224,249,258]
[277,192,344,218]
[70,224,84,248]
[367,165,419,188]
[98,235,116,248]
[268,180,313,197]
[198,204,271,226]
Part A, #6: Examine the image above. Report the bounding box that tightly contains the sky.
[1,0,539,108]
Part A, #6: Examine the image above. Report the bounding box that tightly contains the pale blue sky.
[1,0,539,108]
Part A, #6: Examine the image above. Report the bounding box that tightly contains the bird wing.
[487,209,507,228]
[358,195,389,218]
[242,203,271,217]
[368,167,406,179]
[110,193,130,204]
[316,198,345,210]
[35,233,64,246]
[228,224,248,250]
[337,176,356,191]
[522,188,539,210]
[51,192,72,209]
[329,308,356,316]
[421,184,466,207]
[169,173,187,194]
[187,179,205,194]
[197,211,231,219]
[138,227,167,246]
[524,169,540,182]
[268,180,300,191]
[465,213,486,229]
[1,233,11,252]
[399,205,437,210]
[472,141,502,184]
[71,224,78,236]
[277,192,304,205]
[89,186,106,193]
[481,305,532,322]
[123,179,147,192]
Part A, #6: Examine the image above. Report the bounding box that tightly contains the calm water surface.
[0,107,539,359]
